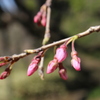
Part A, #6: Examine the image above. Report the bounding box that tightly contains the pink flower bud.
[71,51,81,71]
[46,58,58,74]
[0,68,11,79]
[41,17,46,27]
[0,62,7,67]
[54,44,67,63]
[33,12,42,23]
[27,57,41,76]
[0,71,9,79]
[33,16,40,23]
[59,63,68,80]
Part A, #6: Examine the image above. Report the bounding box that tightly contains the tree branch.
[0,25,100,63]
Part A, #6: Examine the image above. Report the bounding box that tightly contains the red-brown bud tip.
[0,71,10,80]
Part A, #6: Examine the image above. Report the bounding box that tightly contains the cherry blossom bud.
[27,57,41,76]
[41,12,46,27]
[41,17,46,27]
[0,62,7,67]
[34,11,42,23]
[47,58,58,74]
[59,63,68,80]
[54,44,67,63]
[71,51,81,71]
[33,16,40,23]
[0,71,9,79]
[0,68,11,79]
[33,12,42,23]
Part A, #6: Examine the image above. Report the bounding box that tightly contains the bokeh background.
[0,0,100,100]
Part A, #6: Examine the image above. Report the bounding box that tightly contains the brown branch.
[0,25,100,63]
[26,25,100,53]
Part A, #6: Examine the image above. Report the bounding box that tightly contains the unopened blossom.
[59,63,68,80]
[33,8,47,27]
[54,44,67,63]
[0,68,11,79]
[0,57,8,67]
[41,17,46,27]
[0,62,7,67]
[33,11,42,23]
[0,71,9,79]
[41,12,46,27]
[71,51,81,71]
[27,57,41,76]
[46,58,58,74]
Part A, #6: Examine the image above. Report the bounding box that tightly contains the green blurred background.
[0,0,100,100]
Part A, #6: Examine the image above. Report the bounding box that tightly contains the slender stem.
[1,25,100,62]
[72,40,75,51]
[24,25,100,52]
[38,57,44,80]
[77,26,100,38]
[45,0,52,33]
[43,2,51,45]
[45,7,51,34]
[42,7,51,45]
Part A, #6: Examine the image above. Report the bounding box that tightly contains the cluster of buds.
[27,44,68,80]
[46,39,81,80]
[0,36,81,80]
[33,4,47,27]
[26,37,81,80]
[46,44,68,80]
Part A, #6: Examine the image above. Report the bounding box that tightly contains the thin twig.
[27,25,100,53]
[45,0,52,33]
[42,0,52,45]
[0,25,100,63]
[45,7,51,34]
